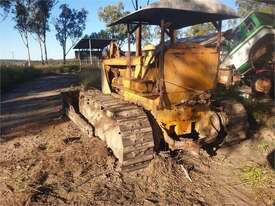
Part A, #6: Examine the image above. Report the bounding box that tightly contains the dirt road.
[0,74,78,137]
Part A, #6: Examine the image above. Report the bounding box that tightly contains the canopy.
[109,0,238,29]
[73,38,113,50]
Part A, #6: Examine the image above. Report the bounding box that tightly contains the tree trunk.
[43,38,48,64]
[18,30,31,67]
[26,33,31,67]
[63,43,66,64]
[38,35,44,65]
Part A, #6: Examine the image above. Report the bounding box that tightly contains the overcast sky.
[0,0,237,60]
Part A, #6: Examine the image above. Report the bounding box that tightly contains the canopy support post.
[169,29,176,45]
[127,24,132,78]
[136,24,142,56]
[159,19,166,109]
[214,20,222,85]
[216,21,222,54]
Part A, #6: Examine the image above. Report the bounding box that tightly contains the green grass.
[257,142,271,153]
[239,165,273,188]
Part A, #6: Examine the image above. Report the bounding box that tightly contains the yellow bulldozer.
[65,0,248,172]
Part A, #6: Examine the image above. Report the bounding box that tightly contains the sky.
[0,0,237,60]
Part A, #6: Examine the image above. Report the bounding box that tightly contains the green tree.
[98,1,128,47]
[131,0,154,46]
[1,0,56,64]
[29,0,56,64]
[184,23,216,37]
[130,0,151,10]
[183,0,274,37]
[235,0,274,16]
[253,0,275,4]
[89,29,112,39]
[54,4,88,64]
[14,0,32,66]
[98,1,154,47]
[0,0,13,20]
[29,1,45,64]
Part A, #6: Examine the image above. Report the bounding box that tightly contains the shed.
[73,38,113,65]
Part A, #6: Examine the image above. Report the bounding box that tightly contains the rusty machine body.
[67,0,247,171]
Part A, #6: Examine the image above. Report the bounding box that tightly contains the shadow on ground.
[267,149,275,170]
[0,74,79,141]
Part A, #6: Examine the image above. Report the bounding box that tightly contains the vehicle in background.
[219,12,274,99]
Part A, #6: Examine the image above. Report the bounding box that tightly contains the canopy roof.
[73,38,112,50]
[109,0,238,30]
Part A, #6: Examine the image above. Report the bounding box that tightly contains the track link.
[79,90,154,172]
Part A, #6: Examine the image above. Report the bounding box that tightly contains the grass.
[78,67,101,89]
[239,165,273,188]
[35,63,81,74]
[0,65,43,94]
[257,142,270,153]
[0,63,102,94]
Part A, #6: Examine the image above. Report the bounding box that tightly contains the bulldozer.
[64,0,247,172]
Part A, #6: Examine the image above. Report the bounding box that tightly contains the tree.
[184,23,216,37]
[253,0,275,4]
[235,0,274,16]
[98,1,128,47]
[89,30,112,39]
[0,0,12,10]
[130,0,154,46]
[54,4,88,64]
[1,0,56,64]
[0,0,13,20]
[29,4,45,64]
[29,0,56,64]
[130,0,151,10]
[98,1,154,47]
[254,0,275,3]
[14,0,32,66]
[183,0,274,37]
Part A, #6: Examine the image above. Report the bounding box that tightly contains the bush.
[0,63,103,94]
[78,67,101,89]
[33,64,81,74]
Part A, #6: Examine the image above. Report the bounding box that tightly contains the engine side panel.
[164,43,218,104]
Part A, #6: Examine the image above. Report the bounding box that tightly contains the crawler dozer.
[65,0,247,172]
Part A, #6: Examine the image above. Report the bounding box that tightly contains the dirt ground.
[0,117,274,206]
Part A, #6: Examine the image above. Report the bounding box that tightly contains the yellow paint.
[103,56,142,66]
[102,43,219,136]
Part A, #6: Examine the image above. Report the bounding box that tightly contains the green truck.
[220,11,274,98]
